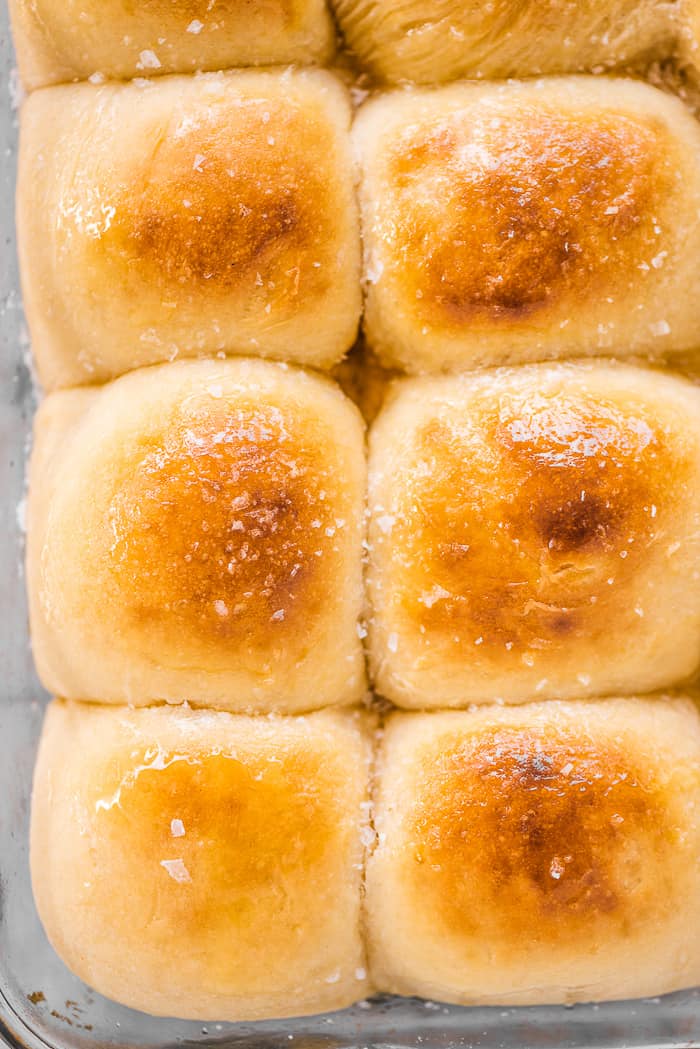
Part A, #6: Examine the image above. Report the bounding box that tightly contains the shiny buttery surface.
[100,103,329,296]
[18,70,361,387]
[386,112,665,324]
[367,700,700,1004]
[355,78,700,373]
[368,362,700,706]
[30,704,370,1019]
[407,728,670,942]
[28,358,366,711]
[95,400,337,653]
[399,394,678,646]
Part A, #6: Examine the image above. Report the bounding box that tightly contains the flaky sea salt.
[375,514,395,537]
[137,49,161,70]
[160,859,191,884]
[170,819,185,838]
[549,857,565,880]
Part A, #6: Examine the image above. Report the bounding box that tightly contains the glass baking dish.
[1,8,699,1048]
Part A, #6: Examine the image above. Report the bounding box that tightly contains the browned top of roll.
[394,391,686,650]
[89,739,338,988]
[405,724,675,944]
[98,398,343,652]
[99,99,333,306]
[385,110,672,327]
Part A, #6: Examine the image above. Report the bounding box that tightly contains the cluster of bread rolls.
[10,0,700,87]
[11,0,700,1026]
[33,695,700,1018]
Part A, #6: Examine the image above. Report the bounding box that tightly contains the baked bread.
[9,0,335,91]
[367,361,700,708]
[31,701,372,1020]
[680,0,700,72]
[367,697,700,1005]
[354,77,700,374]
[18,69,361,390]
[331,0,680,83]
[27,358,366,712]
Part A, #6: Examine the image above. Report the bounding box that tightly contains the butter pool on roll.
[31,702,372,1021]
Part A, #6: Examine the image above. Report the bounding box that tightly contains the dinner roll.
[9,0,335,91]
[354,77,700,374]
[367,697,700,1005]
[32,701,372,1020]
[367,361,700,708]
[331,0,679,84]
[28,358,366,712]
[18,69,360,390]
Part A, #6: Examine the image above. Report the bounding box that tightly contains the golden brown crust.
[29,359,366,711]
[366,700,700,1004]
[18,72,360,387]
[101,102,330,307]
[367,362,700,706]
[31,703,371,1019]
[90,742,337,989]
[386,110,671,330]
[100,400,341,653]
[406,724,673,946]
[355,80,700,373]
[393,389,685,654]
